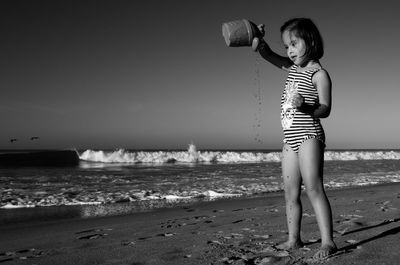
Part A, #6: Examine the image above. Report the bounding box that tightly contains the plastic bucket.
[222,19,260,47]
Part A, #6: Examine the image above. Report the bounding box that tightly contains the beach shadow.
[340,225,400,252]
[340,217,400,236]
[302,218,400,258]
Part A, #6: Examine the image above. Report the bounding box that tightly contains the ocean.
[1,145,400,222]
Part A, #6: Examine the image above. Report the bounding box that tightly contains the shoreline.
[0,190,285,225]
[1,183,399,264]
[0,183,398,224]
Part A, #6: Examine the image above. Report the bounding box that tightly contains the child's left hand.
[291,93,305,108]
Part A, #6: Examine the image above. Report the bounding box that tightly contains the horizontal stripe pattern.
[281,65,325,152]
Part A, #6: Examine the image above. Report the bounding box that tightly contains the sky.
[1,0,400,150]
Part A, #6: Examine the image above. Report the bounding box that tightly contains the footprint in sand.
[160,215,213,228]
[0,248,45,263]
[75,228,112,240]
[376,200,396,212]
[232,218,254,224]
[264,207,279,213]
[335,214,366,235]
[184,207,198,212]
[231,207,257,212]
[233,246,290,265]
[138,233,176,241]
[157,233,175,237]
[253,234,271,239]
[345,239,359,244]
[77,234,107,240]
[137,236,152,241]
[340,214,364,220]
[160,219,184,228]
[121,240,136,247]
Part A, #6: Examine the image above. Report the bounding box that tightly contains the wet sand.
[1,183,399,265]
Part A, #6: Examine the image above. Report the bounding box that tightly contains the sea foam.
[79,146,400,164]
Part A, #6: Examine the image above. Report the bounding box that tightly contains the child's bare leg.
[278,144,304,250]
[299,139,337,258]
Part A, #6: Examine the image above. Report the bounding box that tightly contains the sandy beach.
[1,183,399,265]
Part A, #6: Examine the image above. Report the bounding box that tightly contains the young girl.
[252,18,337,260]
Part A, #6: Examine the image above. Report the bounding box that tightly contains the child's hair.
[280,18,324,61]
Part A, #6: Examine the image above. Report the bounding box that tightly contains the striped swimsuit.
[280,65,325,153]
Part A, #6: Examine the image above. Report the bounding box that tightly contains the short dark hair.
[280,18,324,61]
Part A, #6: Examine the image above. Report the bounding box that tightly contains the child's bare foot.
[276,240,304,250]
[313,243,337,260]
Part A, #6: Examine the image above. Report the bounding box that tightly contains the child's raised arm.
[251,25,292,71]
[253,37,292,71]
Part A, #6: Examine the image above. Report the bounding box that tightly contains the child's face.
[282,30,307,66]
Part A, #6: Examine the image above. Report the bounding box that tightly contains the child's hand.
[252,38,261,51]
[291,93,305,108]
[257,24,265,37]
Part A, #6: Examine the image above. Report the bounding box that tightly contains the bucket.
[222,19,261,47]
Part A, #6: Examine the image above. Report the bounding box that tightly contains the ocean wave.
[79,145,400,164]
[324,150,400,160]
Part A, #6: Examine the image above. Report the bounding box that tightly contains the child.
[252,18,337,260]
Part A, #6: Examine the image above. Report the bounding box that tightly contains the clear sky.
[1,0,400,150]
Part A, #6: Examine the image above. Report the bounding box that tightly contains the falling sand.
[252,55,264,145]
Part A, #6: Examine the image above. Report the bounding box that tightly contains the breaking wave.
[79,145,400,164]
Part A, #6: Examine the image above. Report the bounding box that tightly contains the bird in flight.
[10,139,17,143]
[30,137,40,140]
